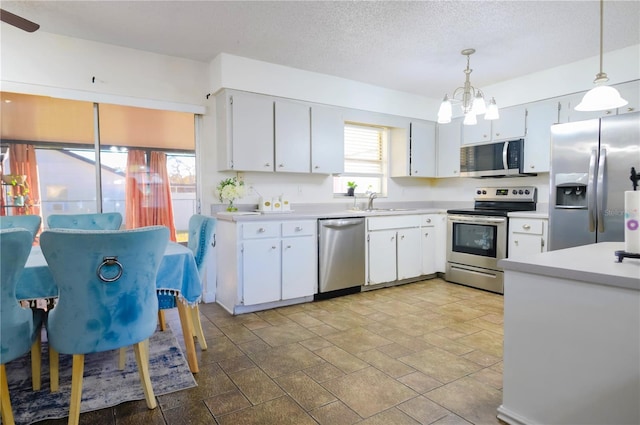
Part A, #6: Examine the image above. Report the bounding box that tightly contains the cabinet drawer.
[368,215,421,231]
[242,222,280,239]
[282,220,315,237]
[510,218,544,235]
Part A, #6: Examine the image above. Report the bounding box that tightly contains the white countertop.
[216,208,447,222]
[499,242,640,291]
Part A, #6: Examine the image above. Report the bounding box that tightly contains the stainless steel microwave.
[459,139,533,178]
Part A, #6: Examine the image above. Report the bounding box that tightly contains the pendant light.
[575,0,627,111]
[437,48,499,125]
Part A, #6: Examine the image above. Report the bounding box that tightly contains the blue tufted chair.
[1,228,44,425]
[0,215,42,241]
[47,212,123,230]
[157,214,216,351]
[40,226,169,425]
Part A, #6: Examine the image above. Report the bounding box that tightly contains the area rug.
[4,328,197,425]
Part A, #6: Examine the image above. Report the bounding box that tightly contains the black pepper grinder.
[631,167,639,191]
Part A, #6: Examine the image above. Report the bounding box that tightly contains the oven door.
[446,214,507,271]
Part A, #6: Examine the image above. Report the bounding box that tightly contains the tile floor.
[39,278,507,425]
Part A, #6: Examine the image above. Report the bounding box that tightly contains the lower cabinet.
[216,219,317,314]
[508,217,548,259]
[421,214,446,275]
[366,215,435,285]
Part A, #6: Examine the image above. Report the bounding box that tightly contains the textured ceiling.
[2,1,639,98]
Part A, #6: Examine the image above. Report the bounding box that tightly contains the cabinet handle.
[414,170,418,174]
[530,165,535,169]
[483,134,489,138]
[391,236,395,241]
[278,164,284,168]
[514,240,519,245]
[495,132,500,137]
[258,228,266,233]
[295,226,303,231]
[314,165,319,169]
[271,246,277,250]
[285,245,291,249]
[424,233,429,237]
[522,224,531,230]
[628,107,635,112]
[401,235,405,240]
[264,163,271,167]
[605,110,612,115]
[426,218,431,223]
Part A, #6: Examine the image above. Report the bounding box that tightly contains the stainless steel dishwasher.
[317,217,365,299]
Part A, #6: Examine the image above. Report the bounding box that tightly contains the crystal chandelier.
[437,48,499,126]
[575,0,627,111]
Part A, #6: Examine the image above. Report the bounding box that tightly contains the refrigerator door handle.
[596,148,606,233]
[587,148,597,232]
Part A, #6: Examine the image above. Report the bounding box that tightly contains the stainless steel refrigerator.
[549,112,640,251]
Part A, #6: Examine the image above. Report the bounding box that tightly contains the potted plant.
[216,177,245,212]
[347,181,357,197]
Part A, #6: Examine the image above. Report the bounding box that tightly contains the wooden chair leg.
[158,310,167,331]
[190,305,208,351]
[118,347,127,370]
[31,332,42,391]
[176,298,198,373]
[0,364,15,425]
[68,354,85,425]
[49,346,59,392]
[133,340,157,410]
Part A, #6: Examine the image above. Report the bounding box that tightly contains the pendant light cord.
[599,0,604,76]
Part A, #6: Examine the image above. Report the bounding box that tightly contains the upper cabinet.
[462,105,526,145]
[558,80,639,123]
[523,100,559,173]
[391,121,436,177]
[436,118,461,178]
[217,90,274,172]
[275,100,311,173]
[217,90,344,174]
[311,105,344,174]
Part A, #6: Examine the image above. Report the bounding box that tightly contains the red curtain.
[125,149,177,241]
[7,144,42,219]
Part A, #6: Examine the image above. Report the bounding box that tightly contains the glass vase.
[226,200,238,212]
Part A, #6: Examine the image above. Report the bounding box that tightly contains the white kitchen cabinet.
[421,214,446,275]
[275,100,311,173]
[216,219,317,314]
[391,121,436,177]
[367,229,398,284]
[615,80,639,115]
[508,217,548,259]
[311,105,344,174]
[366,215,422,285]
[217,90,275,172]
[436,118,461,177]
[462,105,526,144]
[523,100,559,173]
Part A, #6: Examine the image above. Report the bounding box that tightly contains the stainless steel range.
[446,186,537,294]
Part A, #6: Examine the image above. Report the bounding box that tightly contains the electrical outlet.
[236,172,245,183]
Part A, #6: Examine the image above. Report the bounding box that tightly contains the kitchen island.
[497,242,639,425]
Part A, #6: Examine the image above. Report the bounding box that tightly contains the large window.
[333,123,388,196]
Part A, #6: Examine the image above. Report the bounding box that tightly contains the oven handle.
[448,215,507,225]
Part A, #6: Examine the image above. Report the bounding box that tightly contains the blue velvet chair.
[1,229,44,425]
[40,226,169,425]
[47,212,123,230]
[0,215,42,241]
[157,214,216,351]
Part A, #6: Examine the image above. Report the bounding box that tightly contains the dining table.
[17,242,203,373]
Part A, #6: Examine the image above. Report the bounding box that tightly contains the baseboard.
[497,405,530,425]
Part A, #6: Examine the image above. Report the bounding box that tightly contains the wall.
[2,26,638,212]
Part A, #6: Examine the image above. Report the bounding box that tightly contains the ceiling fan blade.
[0,8,40,32]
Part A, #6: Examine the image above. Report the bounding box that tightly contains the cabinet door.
[275,100,311,173]
[397,228,422,280]
[615,80,639,115]
[434,214,447,273]
[367,230,397,284]
[421,224,436,275]
[462,118,491,144]
[282,236,317,299]
[436,119,461,177]
[409,121,436,177]
[524,100,559,173]
[311,105,344,174]
[242,239,281,305]
[509,233,545,259]
[230,92,274,172]
[492,105,526,141]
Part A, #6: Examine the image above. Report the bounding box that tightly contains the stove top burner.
[447,186,538,217]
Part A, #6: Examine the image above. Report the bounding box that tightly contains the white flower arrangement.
[216,177,245,211]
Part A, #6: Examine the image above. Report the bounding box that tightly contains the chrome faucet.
[367,192,377,210]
